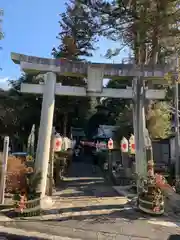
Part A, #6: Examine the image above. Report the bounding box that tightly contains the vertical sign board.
[87,65,104,92]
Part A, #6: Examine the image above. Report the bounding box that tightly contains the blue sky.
[0,0,128,89]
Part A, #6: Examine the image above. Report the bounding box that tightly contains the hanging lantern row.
[53,134,72,152]
[80,135,135,154]
[52,133,135,153]
[121,134,135,154]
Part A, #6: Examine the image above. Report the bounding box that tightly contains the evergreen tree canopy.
[81,0,175,139]
[52,0,99,60]
[51,0,101,134]
[84,0,180,63]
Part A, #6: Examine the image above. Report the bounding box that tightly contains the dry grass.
[6,156,26,193]
[0,153,26,193]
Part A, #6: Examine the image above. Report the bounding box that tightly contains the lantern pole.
[108,150,112,181]
[121,137,129,181]
[129,134,135,180]
[108,139,113,182]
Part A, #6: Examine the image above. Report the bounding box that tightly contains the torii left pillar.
[35,72,56,197]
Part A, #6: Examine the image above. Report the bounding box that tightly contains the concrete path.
[31,161,129,220]
[1,162,180,239]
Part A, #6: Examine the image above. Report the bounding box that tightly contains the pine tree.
[87,0,180,64]
[52,0,98,59]
[52,0,98,135]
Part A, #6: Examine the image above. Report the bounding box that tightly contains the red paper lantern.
[54,135,62,152]
[108,138,114,150]
[129,134,135,154]
[120,137,128,153]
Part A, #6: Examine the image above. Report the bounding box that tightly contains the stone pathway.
[25,161,129,220]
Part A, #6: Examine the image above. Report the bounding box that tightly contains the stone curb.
[0,196,130,222]
[0,196,56,222]
[0,225,83,240]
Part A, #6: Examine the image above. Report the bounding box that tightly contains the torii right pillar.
[132,76,152,191]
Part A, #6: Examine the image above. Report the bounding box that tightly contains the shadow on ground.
[167,235,180,240]
[41,202,163,224]
[0,232,47,240]
[54,182,122,198]
[54,172,121,198]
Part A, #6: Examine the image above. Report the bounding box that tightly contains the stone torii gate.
[11,52,169,197]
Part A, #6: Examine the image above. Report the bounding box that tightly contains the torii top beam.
[11,52,170,80]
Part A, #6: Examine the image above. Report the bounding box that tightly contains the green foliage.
[51,0,100,134]
[84,0,180,63]
[54,77,90,133]
[26,172,41,199]
[103,78,133,137]
[0,74,43,150]
[83,0,177,140]
[52,0,99,59]
[104,77,132,117]
[146,101,171,139]
[83,77,134,141]
[7,75,41,145]
[85,110,110,139]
